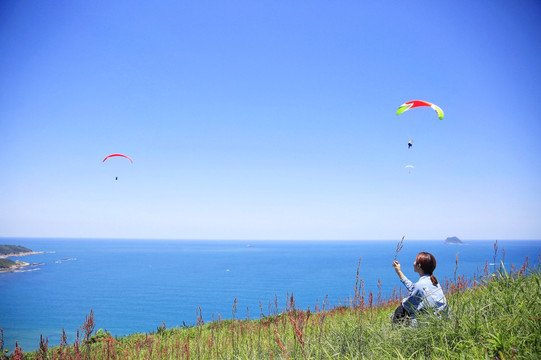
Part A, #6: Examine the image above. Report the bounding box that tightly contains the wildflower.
[273,327,286,357]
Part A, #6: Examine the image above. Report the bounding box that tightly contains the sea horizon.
[4,236,541,242]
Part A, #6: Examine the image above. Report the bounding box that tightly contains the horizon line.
[1,236,540,242]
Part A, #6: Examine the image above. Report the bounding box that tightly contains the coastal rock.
[444,236,463,245]
[0,245,45,273]
[0,260,31,273]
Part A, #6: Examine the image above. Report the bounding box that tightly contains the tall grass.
[4,249,541,359]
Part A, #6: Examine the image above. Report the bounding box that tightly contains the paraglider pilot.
[408,140,412,149]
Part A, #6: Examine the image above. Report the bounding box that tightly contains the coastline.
[0,260,32,273]
[0,251,46,273]
[0,251,45,259]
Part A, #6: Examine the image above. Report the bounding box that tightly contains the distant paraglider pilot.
[102,154,133,181]
[408,140,412,149]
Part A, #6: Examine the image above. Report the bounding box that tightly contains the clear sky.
[1,1,540,240]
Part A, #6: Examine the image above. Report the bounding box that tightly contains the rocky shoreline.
[0,251,45,259]
[0,260,33,273]
[0,251,46,273]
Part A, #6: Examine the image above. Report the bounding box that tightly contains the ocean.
[1,238,540,352]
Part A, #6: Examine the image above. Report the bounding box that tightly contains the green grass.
[5,261,541,359]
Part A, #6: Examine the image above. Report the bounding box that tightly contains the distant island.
[444,236,464,245]
[0,245,44,273]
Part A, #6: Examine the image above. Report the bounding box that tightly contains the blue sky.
[1,1,540,240]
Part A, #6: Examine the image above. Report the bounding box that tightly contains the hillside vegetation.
[4,259,540,359]
[0,245,32,256]
[0,258,17,269]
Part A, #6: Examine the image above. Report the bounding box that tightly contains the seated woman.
[391,252,447,325]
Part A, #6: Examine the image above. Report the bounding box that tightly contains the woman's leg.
[391,303,410,324]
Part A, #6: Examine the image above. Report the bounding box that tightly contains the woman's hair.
[416,252,439,285]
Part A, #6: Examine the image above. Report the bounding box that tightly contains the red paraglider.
[103,154,133,180]
[102,154,133,163]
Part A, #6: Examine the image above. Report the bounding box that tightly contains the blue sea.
[1,238,540,352]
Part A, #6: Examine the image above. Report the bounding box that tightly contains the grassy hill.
[0,258,16,269]
[0,245,32,256]
[8,259,540,359]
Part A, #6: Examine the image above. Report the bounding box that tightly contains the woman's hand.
[393,260,405,279]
